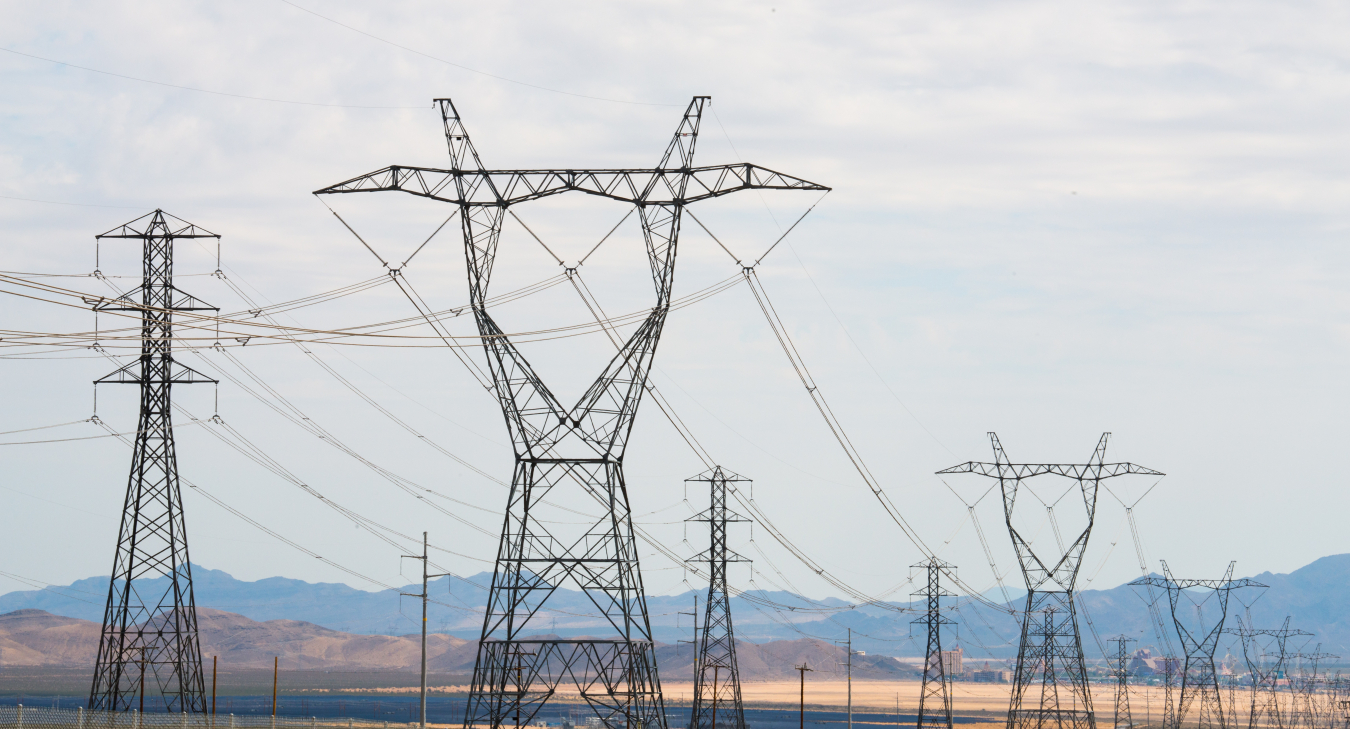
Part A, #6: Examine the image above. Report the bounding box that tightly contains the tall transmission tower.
[316,98,827,729]
[938,433,1162,729]
[913,559,956,729]
[88,210,219,713]
[686,467,749,729]
[1226,617,1310,729]
[1131,562,1264,729]
[1110,635,1135,728]
[1291,647,1338,729]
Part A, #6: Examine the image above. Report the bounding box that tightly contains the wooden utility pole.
[272,656,278,717]
[403,532,453,729]
[211,655,218,722]
[796,663,814,729]
[138,649,146,714]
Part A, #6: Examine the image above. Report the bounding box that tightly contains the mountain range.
[0,608,907,680]
[4,554,1349,660]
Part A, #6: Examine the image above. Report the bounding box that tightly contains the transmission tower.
[1226,617,1310,729]
[913,559,956,729]
[88,210,220,713]
[1164,656,1178,729]
[1131,562,1264,729]
[1291,647,1338,729]
[316,98,827,729]
[1110,635,1135,728]
[939,433,1162,729]
[685,467,749,729]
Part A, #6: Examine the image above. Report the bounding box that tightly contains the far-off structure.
[686,467,750,729]
[939,433,1162,729]
[1133,562,1263,729]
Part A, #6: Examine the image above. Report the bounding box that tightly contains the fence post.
[78,707,86,729]
[230,715,235,729]
[16,703,22,729]
[133,709,139,729]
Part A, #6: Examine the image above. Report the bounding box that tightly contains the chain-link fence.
[0,706,433,729]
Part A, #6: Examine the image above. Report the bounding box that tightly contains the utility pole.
[403,532,452,729]
[796,664,814,729]
[317,97,827,729]
[940,433,1162,729]
[836,629,862,729]
[88,210,219,714]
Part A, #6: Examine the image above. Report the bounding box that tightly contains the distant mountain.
[0,609,904,680]
[6,555,1349,660]
[0,567,852,647]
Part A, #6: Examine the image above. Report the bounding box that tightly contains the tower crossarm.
[96,209,220,240]
[313,163,830,206]
[936,462,1163,479]
[1131,577,1267,591]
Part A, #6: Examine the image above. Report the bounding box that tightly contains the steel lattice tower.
[316,98,826,729]
[1110,635,1135,728]
[1227,617,1310,729]
[88,210,219,713]
[686,467,749,729]
[1290,648,1337,729]
[1131,562,1264,729]
[913,559,956,729]
[939,433,1162,729]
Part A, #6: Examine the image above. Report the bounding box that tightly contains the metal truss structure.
[686,467,749,729]
[1131,562,1265,729]
[913,559,956,729]
[939,433,1162,729]
[1227,617,1310,729]
[1110,635,1135,728]
[88,210,219,713]
[317,97,826,729]
[1291,648,1338,729]
[1164,656,1179,729]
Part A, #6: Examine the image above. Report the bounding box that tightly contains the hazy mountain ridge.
[0,608,905,680]
[5,554,1349,659]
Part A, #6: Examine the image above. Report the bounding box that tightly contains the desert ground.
[663,679,1196,721]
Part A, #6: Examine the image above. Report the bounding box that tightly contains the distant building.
[1128,648,1180,676]
[941,647,964,675]
[972,669,1012,683]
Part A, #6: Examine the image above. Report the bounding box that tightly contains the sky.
[3,0,1350,620]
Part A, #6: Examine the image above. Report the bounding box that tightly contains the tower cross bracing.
[316,97,827,729]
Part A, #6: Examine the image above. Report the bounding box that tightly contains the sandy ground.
[664,679,1183,720]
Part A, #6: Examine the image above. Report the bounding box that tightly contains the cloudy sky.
[3,0,1349,620]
